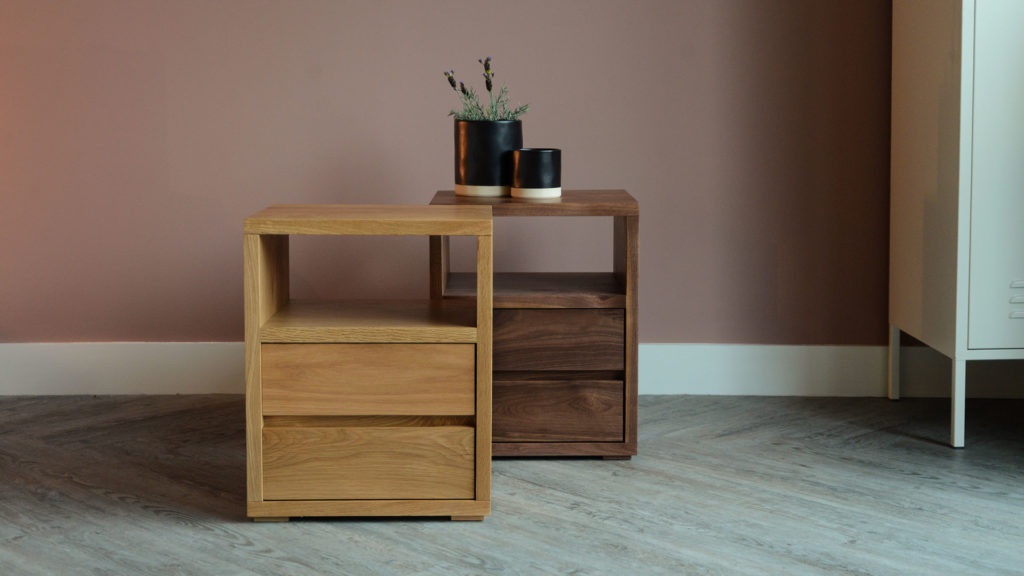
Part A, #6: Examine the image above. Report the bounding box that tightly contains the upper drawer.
[262,343,475,416]
[493,309,624,371]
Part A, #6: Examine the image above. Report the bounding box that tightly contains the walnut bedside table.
[244,205,493,521]
[429,190,638,459]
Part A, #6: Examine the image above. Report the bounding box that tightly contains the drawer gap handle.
[1011,295,1024,304]
[1011,311,1024,319]
[1011,280,1024,289]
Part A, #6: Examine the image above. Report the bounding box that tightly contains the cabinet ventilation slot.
[1011,280,1024,289]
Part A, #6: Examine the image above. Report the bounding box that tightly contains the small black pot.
[454,120,523,197]
[512,148,561,199]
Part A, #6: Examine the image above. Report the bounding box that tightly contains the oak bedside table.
[244,205,493,521]
[429,190,638,459]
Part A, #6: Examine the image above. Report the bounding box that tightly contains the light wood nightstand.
[244,205,493,520]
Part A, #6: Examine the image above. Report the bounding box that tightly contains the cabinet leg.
[951,359,966,448]
[888,324,901,400]
[451,516,484,522]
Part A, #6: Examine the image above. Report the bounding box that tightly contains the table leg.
[888,323,901,400]
[951,359,966,448]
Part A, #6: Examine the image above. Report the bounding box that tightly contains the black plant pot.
[512,148,561,199]
[454,120,523,197]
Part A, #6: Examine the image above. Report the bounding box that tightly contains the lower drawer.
[493,379,624,442]
[262,425,475,500]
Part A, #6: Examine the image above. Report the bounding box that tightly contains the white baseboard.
[1,342,1021,397]
[0,342,244,395]
[641,343,1024,397]
[640,344,888,396]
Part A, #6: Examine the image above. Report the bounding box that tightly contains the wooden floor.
[1,395,1022,575]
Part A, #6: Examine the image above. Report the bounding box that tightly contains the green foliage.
[449,82,487,120]
[443,58,529,121]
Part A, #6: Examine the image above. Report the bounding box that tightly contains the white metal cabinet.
[968,0,1024,349]
[890,0,1024,447]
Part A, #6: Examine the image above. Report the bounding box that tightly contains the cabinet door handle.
[1012,295,1024,304]
[1012,311,1024,319]
[1012,280,1024,289]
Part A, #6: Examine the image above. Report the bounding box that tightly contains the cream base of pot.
[511,187,561,199]
[455,184,510,197]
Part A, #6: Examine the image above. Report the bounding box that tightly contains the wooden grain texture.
[244,234,288,503]
[259,300,477,343]
[261,343,475,416]
[262,426,475,500]
[256,235,290,326]
[243,235,262,503]
[493,309,625,371]
[475,234,493,504]
[492,379,624,442]
[429,235,449,299]
[430,190,638,216]
[492,441,636,457]
[429,191,638,457]
[245,205,493,236]
[2,395,1024,575]
[444,272,627,309]
[493,370,625,381]
[246,206,493,518]
[248,499,490,519]
[614,214,639,455]
[264,415,475,428]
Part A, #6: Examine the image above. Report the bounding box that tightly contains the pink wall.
[0,0,891,344]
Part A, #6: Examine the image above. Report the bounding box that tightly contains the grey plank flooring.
[1,395,1022,575]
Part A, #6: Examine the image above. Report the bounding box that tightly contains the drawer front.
[493,309,624,371]
[262,343,475,416]
[263,425,475,500]
[493,379,624,442]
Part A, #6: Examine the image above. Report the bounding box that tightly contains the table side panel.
[475,235,493,502]
[244,234,289,503]
[615,214,639,454]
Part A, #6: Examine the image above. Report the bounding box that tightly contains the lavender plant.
[444,57,529,121]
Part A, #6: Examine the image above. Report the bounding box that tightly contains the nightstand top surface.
[245,204,492,236]
[430,190,637,216]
